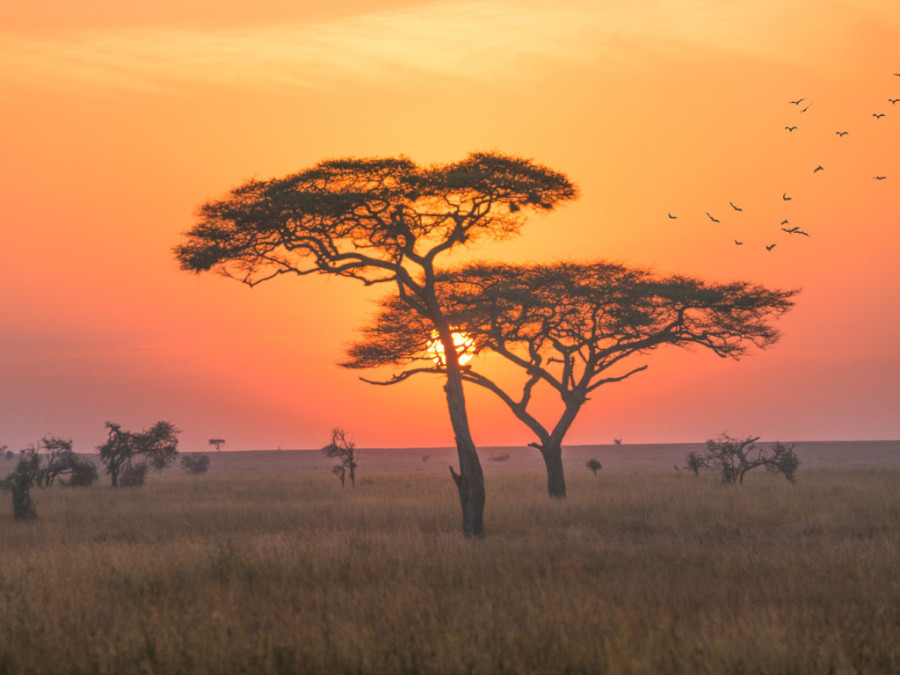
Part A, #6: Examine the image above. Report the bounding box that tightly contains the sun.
[427,331,475,366]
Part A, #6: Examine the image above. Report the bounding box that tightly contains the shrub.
[118,463,149,488]
[181,454,211,475]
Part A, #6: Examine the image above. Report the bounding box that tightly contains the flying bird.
[874,176,887,180]
[785,126,798,132]
[800,102,813,112]
[667,212,677,219]
[783,193,792,200]
[781,219,790,225]
[782,226,800,234]
[813,165,824,173]
[836,131,848,137]
[729,201,743,211]
[873,113,886,119]
[766,244,777,251]
[734,239,743,246]
[796,230,810,237]
[706,212,720,223]
[890,99,900,104]
[789,98,805,105]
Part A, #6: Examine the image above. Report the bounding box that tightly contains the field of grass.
[1,463,899,673]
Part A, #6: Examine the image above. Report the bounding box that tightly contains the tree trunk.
[12,487,37,521]
[538,440,567,499]
[444,372,485,538]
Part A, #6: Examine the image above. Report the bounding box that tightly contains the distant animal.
[613,438,622,445]
[667,212,677,219]
[895,74,900,77]
[766,244,777,251]
[874,176,887,180]
[873,113,886,119]
[781,219,790,225]
[836,131,848,137]
[800,102,813,112]
[729,201,742,211]
[813,165,824,173]
[789,98,805,105]
[706,212,720,223]
[785,126,798,132]
[796,229,810,237]
[782,226,800,234]
[890,99,900,104]
[783,193,792,200]
[734,239,743,245]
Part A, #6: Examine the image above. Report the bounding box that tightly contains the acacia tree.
[174,153,577,537]
[697,434,799,484]
[97,421,180,487]
[322,428,360,488]
[343,261,797,498]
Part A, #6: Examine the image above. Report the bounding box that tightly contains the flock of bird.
[667,73,898,251]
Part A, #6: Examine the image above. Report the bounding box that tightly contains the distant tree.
[586,458,602,476]
[35,436,98,487]
[208,438,225,453]
[343,261,797,499]
[181,454,211,475]
[696,434,799,485]
[175,152,577,537]
[322,428,360,488]
[97,421,180,487]
[685,451,705,476]
[1,448,41,520]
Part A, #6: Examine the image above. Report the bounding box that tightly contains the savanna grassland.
[1,448,899,674]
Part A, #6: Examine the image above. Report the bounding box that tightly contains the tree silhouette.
[343,261,797,498]
[322,428,360,488]
[697,434,799,485]
[97,421,180,487]
[208,438,225,453]
[174,153,577,537]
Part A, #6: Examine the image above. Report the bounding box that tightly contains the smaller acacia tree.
[208,438,225,453]
[695,434,799,485]
[586,459,602,476]
[322,428,360,488]
[98,421,180,487]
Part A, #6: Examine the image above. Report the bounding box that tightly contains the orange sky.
[1,0,898,452]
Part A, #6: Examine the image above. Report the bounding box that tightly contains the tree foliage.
[694,434,800,485]
[182,454,212,475]
[175,152,578,537]
[322,428,360,488]
[343,261,798,498]
[97,421,180,488]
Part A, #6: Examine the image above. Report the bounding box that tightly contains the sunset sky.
[2,0,898,453]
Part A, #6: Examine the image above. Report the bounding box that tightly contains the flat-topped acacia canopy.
[174,152,577,291]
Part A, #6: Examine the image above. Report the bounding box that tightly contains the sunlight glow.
[427,331,475,367]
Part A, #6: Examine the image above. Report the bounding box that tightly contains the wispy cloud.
[0,0,879,94]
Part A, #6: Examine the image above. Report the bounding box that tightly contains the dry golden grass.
[1,465,899,674]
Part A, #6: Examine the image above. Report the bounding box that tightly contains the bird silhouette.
[873,113,886,119]
[706,212,720,223]
[781,226,800,234]
[836,131,848,137]
[729,201,743,212]
[894,74,900,77]
[667,212,677,219]
[789,98,805,105]
[781,219,790,225]
[785,126,798,132]
[813,165,824,173]
[874,176,887,180]
[890,99,900,104]
[766,244,777,251]
[783,193,792,200]
[800,102,813,112]
[796,230,810,237]
[734,239,743,246]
